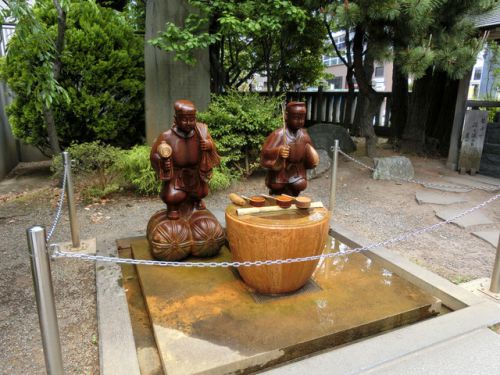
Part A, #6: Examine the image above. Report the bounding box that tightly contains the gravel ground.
[1,150,499,374]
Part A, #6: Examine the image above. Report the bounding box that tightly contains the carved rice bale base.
[147,209,225,261]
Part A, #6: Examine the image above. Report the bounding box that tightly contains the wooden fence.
[283,89,394,136]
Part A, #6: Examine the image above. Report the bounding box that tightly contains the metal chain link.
[337,149,376,171]
[337,149,500,192]
[51,192,500,268]
[46,163,68,242]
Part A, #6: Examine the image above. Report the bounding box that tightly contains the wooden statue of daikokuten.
[260,101,319,196]
[146,100,225,261]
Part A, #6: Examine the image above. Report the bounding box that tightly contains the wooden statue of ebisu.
[146,100,225,261]
[260,101,319,196]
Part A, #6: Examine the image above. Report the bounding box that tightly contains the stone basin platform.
[122,237,441,375]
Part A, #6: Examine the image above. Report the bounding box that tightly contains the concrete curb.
[96,238,140,375]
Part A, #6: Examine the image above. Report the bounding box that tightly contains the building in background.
[322,31,393,92]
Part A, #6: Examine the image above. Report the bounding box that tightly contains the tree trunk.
[209,16,224,94]
[390,61,408,140]
[352,25,379,157]
[344,65,355,130]
[401,67,434,153]
[426,74,459,155]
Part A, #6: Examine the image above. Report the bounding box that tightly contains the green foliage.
[325,0,489,81]
[52,142,234,199]
[113,145,160,195]
[1,0,144,154]
[198,91,282,176]
[149,12,217,66]
[209,166,233,191]
[149,0,325,92]
[150,0,306,64]
[52,141,122,200]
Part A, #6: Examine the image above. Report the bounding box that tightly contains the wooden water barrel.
[225,205,330,294]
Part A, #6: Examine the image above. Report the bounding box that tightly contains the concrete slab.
[263,301,500,375]
[120,246,163,375]
[330,223,486,309]
[362,328,500,375]
[56,237,96,254]
[434,207,494,228]
[415,191,466,205]
[442,175,497,191]
[131,238,440,375]
[471,230,500,248]
[97,241,141,375]
[460,277,500,302]
[422,181,471,193]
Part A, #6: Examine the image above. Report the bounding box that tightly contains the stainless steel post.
[27,226,64,375]
[490,233,500,294]
[328,140,339,213]
[63,152,80,248]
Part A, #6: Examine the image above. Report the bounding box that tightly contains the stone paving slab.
[471,230,500,248]
[463,174,500,189]
[415,191,466,205]
[422,182,471,193]
[442,176,496,191]
[434,207,494,228]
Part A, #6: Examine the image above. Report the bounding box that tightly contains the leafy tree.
[1,0,144,154]
[399,0,494,154]
[323,0,494,156]
[149,0,326,93]
[1,0,68,154]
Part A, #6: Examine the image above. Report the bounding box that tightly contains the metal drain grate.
[249,279,323,304]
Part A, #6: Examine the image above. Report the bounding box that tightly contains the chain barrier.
[46,163,68,242]
[338,149,500,192]
[51,192,500,268]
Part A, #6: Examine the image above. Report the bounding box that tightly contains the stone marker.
[472,231,500,248]
[307,149,331,180]
[415,191,466,205]
[435,207,494,229]
[307,123,356,156]
[458,110,488,175]
[372,156,414,181]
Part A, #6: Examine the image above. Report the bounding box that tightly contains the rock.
[307,149,331,180]
[372,156,414,181]
[307,123,356,156]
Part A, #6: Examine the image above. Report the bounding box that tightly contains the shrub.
[114,145,160,195]
[113,145,232,194]
[53,141,234,200]
[52,141,122,200]
[1,0,144,154]
[209,166,233,191]
[197,91,282,177]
